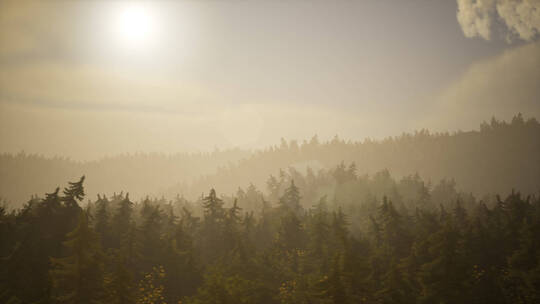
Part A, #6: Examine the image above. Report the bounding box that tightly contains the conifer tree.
[279,180,302,215]
[375,258,414,304]
[203,189,225,221]
[139,202,164,273]
[94,194,112,249]
[331,207,349,253]
[377,197,411,258]
[106,251,136,304]
[162,220,201,301]
[200,189,226,261]
[223,199,242,255]
[50,211,105,304]
[505,218,540,303]
[418,219,467,304]
[275,211,306,260]
[62,176,85,209]
[309,197,330,261]
[315,253,350,304]
[112,193,134,248]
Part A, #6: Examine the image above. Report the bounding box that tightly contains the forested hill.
[1,114,539,207]
[175,114,540,200]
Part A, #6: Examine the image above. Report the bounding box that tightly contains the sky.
[0,0,539,160]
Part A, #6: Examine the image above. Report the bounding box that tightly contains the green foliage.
[50,210,105,304]
[1,163,540,304]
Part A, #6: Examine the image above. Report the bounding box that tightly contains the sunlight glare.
[114,3,156,48]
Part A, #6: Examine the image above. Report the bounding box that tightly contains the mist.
[1,1,539,303]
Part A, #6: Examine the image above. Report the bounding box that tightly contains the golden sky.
[0,0,539,159]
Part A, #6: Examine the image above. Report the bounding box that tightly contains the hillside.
[1,114,539,208]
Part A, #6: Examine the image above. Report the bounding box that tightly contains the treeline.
[1,166,539,303]
[0,149,250,208]
[176,114,539,199]
[2,114,539,207]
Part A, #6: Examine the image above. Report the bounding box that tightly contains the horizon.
[2,113,536,162]
[1,0,539,160]
[1,2,540,303]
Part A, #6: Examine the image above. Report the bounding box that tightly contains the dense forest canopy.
[1,115,539,304]
[1,115,539,209]
[1,159,539,303]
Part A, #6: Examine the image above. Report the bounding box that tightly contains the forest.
[1,114,539,208]
[2,0,540,302]
[1,116,540,303]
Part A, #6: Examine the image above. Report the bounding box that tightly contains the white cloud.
[497,0,540,41]
[457,0,540,42]
[457,0,496,40]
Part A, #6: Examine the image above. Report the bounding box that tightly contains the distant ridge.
[1,114,538,207]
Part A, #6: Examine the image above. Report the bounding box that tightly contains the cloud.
[457,0,496,40]
[457,0,540,42]
[0,61,219,114]
[497,0,540,41]
[427,42,540,130]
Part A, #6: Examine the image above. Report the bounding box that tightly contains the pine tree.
[453,199,468,230]
[377,197,411,258]
[309,197,330,261]
[375,258,414,304]
[62,176,85,209]
[418,218,467,304]
[200,189,226,261]
[94,194,112,249]
[50,210,105,304]
[162,220,201,301]
[266,175,281,202]
[139,202,164,274]
[202,189,225,221]
[322,254,350,304]
[505,218,540,303]
[59,176,86,239]
[279,180,302,215]
[277,212,304,252]
[106,251,136,304]
[223,199,242,255]
[112,193,134,248]
[331,207,349,253]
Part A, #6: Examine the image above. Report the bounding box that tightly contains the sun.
[114,3,156,48]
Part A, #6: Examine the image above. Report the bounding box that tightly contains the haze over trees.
[1,114,539,209]
[1,161,539,303]
[2,0,540,302]
[0,115,539,303]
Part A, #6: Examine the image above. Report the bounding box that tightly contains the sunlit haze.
[1,2,540,303]
[114,3,157,47]
[0,0,537,160]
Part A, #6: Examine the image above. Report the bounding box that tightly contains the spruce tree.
[200,189,226,261]
[50,211,105,304]
[279,180,302,215]
[139,202,164,274]
[112,193,134,248]
[94,194,112,249]
[62,176,85,209]
[106,251,136,304]
[418,219,466,304]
